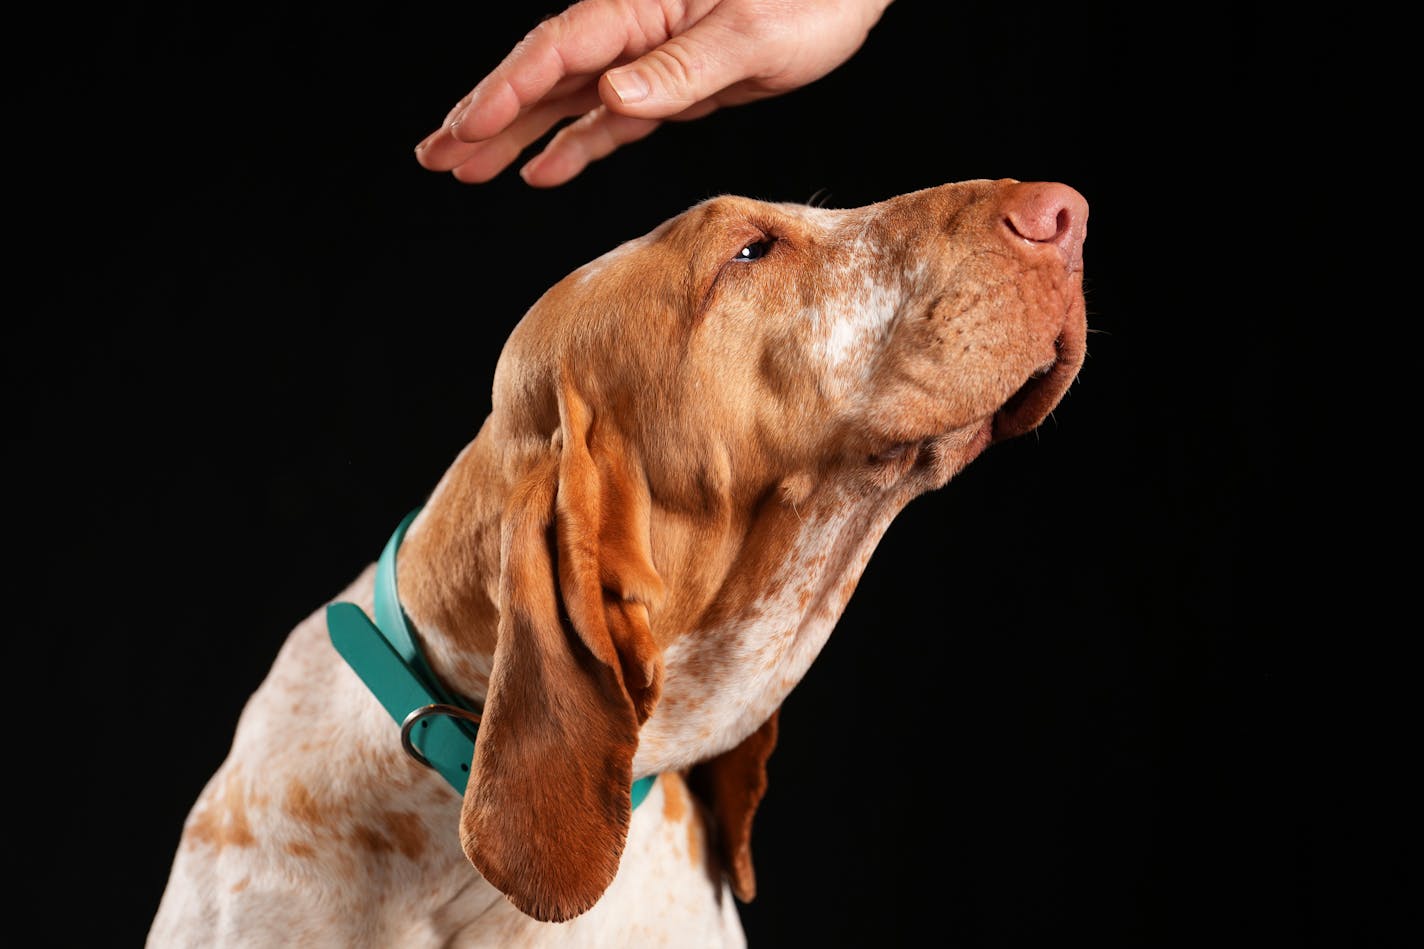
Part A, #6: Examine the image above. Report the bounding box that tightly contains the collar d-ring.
[400,703,482,770]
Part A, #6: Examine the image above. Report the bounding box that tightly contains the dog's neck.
[393,426,926,778]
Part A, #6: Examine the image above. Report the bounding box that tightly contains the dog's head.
[458,179,1088,920]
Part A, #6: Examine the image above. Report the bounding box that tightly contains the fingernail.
[605,69,650,104]
[444,97,470,130]
[449,109,467,133]
[518,158,539,183]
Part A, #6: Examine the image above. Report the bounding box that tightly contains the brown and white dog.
[149,177,1087,947]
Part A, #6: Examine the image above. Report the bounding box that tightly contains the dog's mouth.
[991,313,1087,442]
[991,344,1063,440]
[870,295,1088,482]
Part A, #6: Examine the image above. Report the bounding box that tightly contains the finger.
[597,14,760,119]
[416,69,615,168]
[439,86,604,183]
[421,85,602,177]
[416,118,477,170]
[518,107,662,187]
[448,0,652,143]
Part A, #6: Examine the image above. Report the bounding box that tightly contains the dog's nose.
[1001,182,1089,272]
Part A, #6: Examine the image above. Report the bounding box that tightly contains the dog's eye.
[735,240,773,262]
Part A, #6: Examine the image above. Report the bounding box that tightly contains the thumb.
[599,20,756,117]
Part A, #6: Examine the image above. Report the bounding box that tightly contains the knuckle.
[644,44,702,99]
[521,5,568,47]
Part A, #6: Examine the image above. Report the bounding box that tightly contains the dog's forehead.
[661,195,868,247]
[578,198,884,288]
[683,194,861,238]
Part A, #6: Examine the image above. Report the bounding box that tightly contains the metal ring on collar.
[399,703,482,770]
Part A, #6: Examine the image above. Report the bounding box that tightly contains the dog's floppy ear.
[460,376,665,922]
[690,709,780,902]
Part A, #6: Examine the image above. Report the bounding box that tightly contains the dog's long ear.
[460,378,665,922]
[690,709,780,902]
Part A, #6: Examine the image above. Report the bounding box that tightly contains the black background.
[21,1,1355,946]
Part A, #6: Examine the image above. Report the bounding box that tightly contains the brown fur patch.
[351,824,394,854]
[661,773,687,824]
[186,772,255,850]
[282,780,326,827]
[285,841,317,858]
[381,810,428,860]
[687,814,703,867]
[230,877,249,893]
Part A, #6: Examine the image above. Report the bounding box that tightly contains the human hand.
[415,0,894,186]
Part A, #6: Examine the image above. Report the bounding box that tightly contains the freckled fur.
[150,178,1086,946]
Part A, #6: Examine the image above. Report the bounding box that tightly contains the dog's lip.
[990,335,1071,441]
[988,287,1089,441]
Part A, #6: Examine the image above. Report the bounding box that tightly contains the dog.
[149,177,1088,946]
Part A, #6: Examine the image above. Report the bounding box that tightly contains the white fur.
[148,570,744,948]
[634,482,914,775]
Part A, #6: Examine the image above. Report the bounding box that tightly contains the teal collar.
[327,509,655,809]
